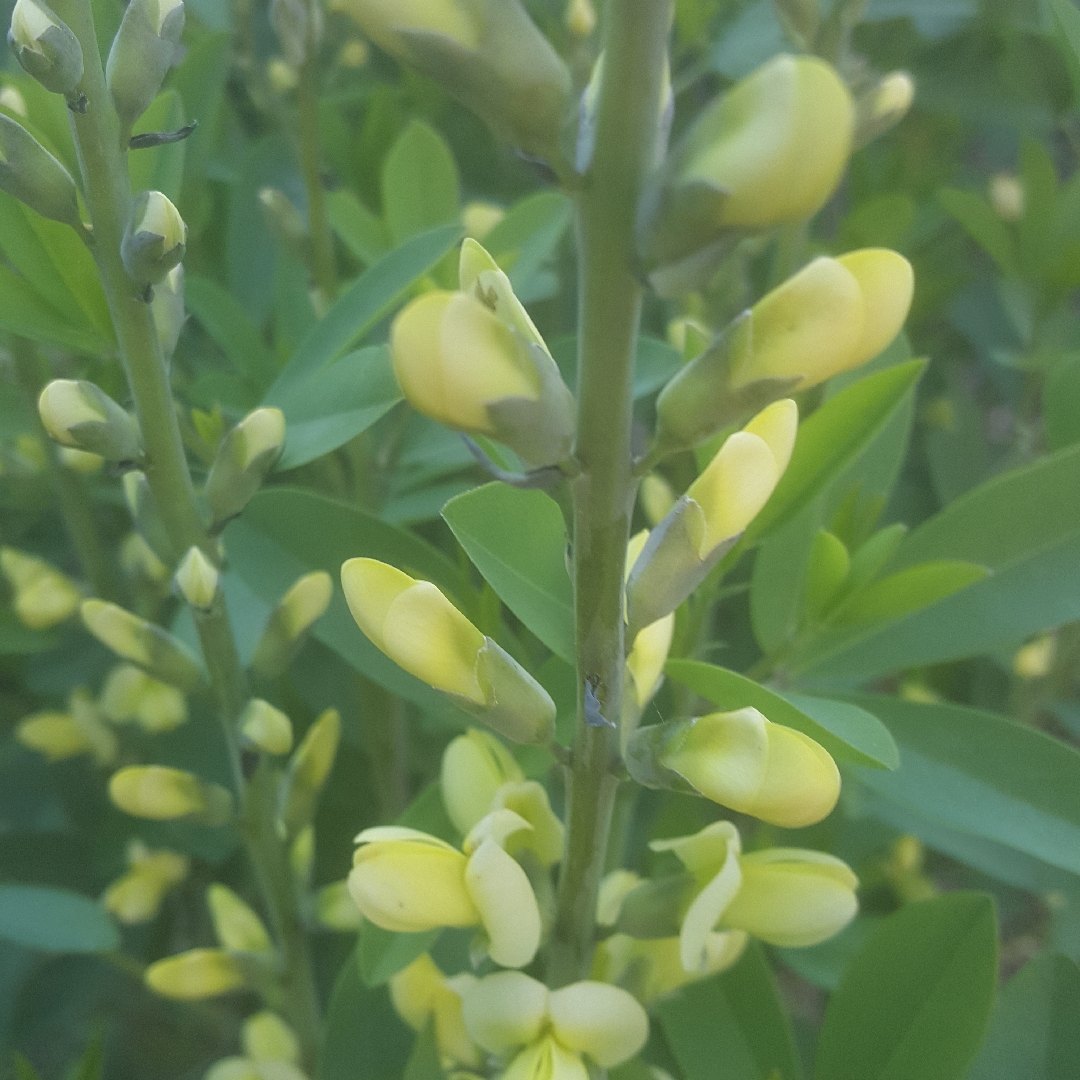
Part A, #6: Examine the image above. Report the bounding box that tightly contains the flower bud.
[461,200,504,241]
[243,1012,300,1064]
[625,531,675,722]
[103,842,189,924]
[258,187,309,258]
[68,686,118,765]
[57,447,104,474]
[109,765,234,824]
[122,471,173,568]
[349,810,543,968]
[208,883,273,954]
[646,706,841,827]
[1014,634,1056,679]
[38,379,143,462]
[270,0,322,69]
[332,0,571,164]
[152,264,186,357]
[250,571,333,679]
[390,955,481,1070]
[290,826,314,883]
[145,948,246,999]
[440,727,523,837]
[16,710,90,761]
[1,547,80,629]
[341,558,556,744]
[204,407,286,529]
[0,86,28,115]
[627,401,797,635]
[8,0,83,99]
[121,190,187,289]
[82,599,206,691]
[990,173,1025,222]
[240,699,294,755]
[639,474,676,527]
[492,781,564,868]
[314,879,362,930]
[174,545,220,610]
[0,112,82,228]
[267,56,300,91]
[120,532,170,582]
[565,0,596,37]
[644,54,853,290]
[278,708,340,838]
[391,241,575,469]
[854,71,914,148]
[106,0,185,132]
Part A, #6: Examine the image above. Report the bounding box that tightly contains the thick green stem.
[55,1,321,1064]
[9,336,121,601]
[297,54,337,305]
[548,0,673,987]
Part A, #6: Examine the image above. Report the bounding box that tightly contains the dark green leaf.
[814,894,998,1080]
[185,273,276,389]
[939,188,1017,274]
[328,189,390,267]
[402,1024,442,1080]
[0,885,120,953]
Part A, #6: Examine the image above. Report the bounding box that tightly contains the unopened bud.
[267,56,299,92]
[174,545,219,609]
[250,571,333,679]
[121,190,187,289]
[8,0,83,99]
[109,764,233,824]
[855,71,914,148]
[204,407,286,529]
[640,474,676,527]
[1,547,81,629]
[0,86,28,115]
[243,1012,300,1064]
[120,531,170,583]
[38,379,142,462]
[145,948,246,999]
[1014,634,1055,679]
[989,173,1025,222]
[290,826,314,882]
[106,0,185,131]
[101,663,188,732]
[240,699,294,755]
[339,39,368,67]
[279,708,340,838]
[152,265,186,357]
[270,0,322,69]
[122,471,173,567]
[16,710,91,761]
[0,113,82,229]
[103,841,189,924]
[82,599,206,691]
[315,879,363,930]
[461,201,505,241]
[565,0,596,37]
[57,447,104,474]
[208,883,273,953]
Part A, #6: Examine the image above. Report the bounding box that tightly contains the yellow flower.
[461,971,648,1078]
[660,707,841,828]
[730,250,914,391]
[348,808,543,968]
[390,955,481,1069]
[16,711,90,761]
[639,474,676,527]
[1,547,80,629]
[208,883,273,954]
[651,822,858,971]
[676,54,853,229]
[625,531,675,715]
[145,948,246,1000]
[240,699,294,755]
[99,664,188,733]
[109,765,232,823]
[341,558,555,744]
[102,841,189,925]
[242,1011,300,1065]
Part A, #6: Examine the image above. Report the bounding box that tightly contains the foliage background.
[2,0,1080,1077]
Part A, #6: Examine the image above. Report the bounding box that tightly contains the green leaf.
[813,894,998,1080]
[844,694,1080,878]
[1042,353,1080,451]
[270,223,464,391]
[657,942,802,1080]
[226,488,475,724]
[744,361,926,547]
[402,1024,442,1080]
[968,952,1080,1080]
[13,1056,44,1080]
[802,443,1080,679]
[775,916,882,992]
[664,660,899,769]
[0,265,106,354]
[484,190,572,298]
[128,91,186,203]
[442,483,574,662]
[319,945,413,1080]
[382,121,460,248]
[328,189,390,267]
[1049,0,1080,94]
[939,188,1017,274]
[0,885,120,953]
[269,346,402,470]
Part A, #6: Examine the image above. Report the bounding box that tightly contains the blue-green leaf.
[0,885,120,953]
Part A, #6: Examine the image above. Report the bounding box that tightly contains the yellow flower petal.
[460,970,549,1055]
[548,981,649,1068]
[441,728,523,836]
[464,838,542,968]
[145,949,245,999]
[836,248,914,367]
[339,558,414,653]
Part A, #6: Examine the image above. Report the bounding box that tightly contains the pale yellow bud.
[81,599,152,665]
[440,728,523,837]
[267,57,298,91]
[626,535,675,712]
[208,883,273,954]
[339,39,369,67]
[137,189,186,249]
[640,474,676,527]
[1,547,81,629]
[145,948,246,999]
[240,699,294,755]
[10,0,59,51]
[103,845,189,924]
[120,533,169,583]
[16,711,90,761]
[109,766,206,819]
[57,447,105,474]
[331,0,480,53]
[989,173,1025,222]
[36,380,103,442]
[461,201,505,241]
[565,0,596,37]
[661,707,841,828]
[1013,634,1056,679]
[314,880,362,931]
[100,664,188,733]
[678,54,854,229]
[870,71,914,123]
[390,955,481,1069]
[278,572,333,639]
[0,86,29,116]
[243,1012,300,1064]
[596,869,642,928]
[175,546,220,609]
[238,408,286,470]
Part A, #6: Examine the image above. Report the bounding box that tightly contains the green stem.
[297,52,337,305]
[547,0,673,988]
[55,1,322,1064]
[9,336,121,601]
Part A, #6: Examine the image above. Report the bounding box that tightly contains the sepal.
[0,112,82,228]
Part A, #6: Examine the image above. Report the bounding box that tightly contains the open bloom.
[348,808,543,968]
[461,971,648,1080]
[390,954,481,1069]
[99,664,187,733]
[341,558,555,744]
[649,822,858,972]
[660,707,840,828]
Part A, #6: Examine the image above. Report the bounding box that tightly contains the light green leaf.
[484,190,572,298]
[0,265,106,354]
[664,661,899,769]
[657,942,802,1080]
[968,952,1080,1080]
[328,188,390,267]
[269,346,402,470]
[939,188,1017,274]
[0,885,120,953]
[814,894,998,1080]
[270,223,464,392]
[846,694,1080,877]
[442,483,573,662]
[382,121,460,247]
